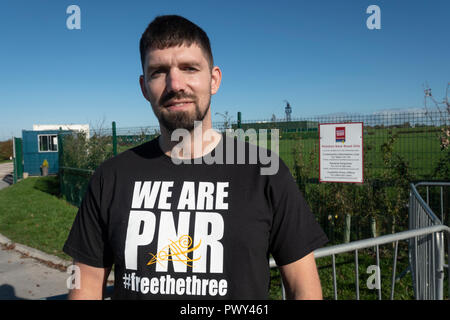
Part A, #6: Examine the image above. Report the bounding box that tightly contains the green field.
[276,127,444,179]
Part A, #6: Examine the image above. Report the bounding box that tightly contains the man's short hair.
[139,15,214,72]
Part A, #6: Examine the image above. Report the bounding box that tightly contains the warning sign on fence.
[319,122,364,183]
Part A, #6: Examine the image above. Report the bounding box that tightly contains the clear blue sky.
[0,0,449,140]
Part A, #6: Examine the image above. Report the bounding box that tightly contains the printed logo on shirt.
[123,180,229,297]
[147,235,201,268]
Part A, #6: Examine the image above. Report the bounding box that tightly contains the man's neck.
[158,121,222,159]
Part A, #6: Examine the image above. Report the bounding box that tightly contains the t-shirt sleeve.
[268,161,328,267]
[63,167,114,268]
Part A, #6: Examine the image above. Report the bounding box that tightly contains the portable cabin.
[22,124,89,176]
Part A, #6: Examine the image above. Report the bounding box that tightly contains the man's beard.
[156,92,211,132]
[159,104,209,131]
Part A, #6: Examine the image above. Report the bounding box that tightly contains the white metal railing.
[408,182,449,299]
[270,181,449,300]
[269,224,450,300]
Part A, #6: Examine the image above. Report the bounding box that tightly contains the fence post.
[112,121,117,156]
[237,112,241,129]
[57,130,64,199]
[12,136,17,184]
[13,137,23,181]
[370,216,378,238]
[434,231,444,300]
[236,112,243,141]
[344,213,351,243]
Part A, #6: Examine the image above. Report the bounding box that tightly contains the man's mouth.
[163,101,194,110]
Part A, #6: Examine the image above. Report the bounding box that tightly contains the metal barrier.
[408,182,449,299]
[410,182,448,226]
[270,224,450,300]
[270,182,449,300]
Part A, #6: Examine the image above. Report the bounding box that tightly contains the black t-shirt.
[63,133,328,299]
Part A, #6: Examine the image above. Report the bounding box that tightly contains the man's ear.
[210,66,222,95]
[139,75,150,102]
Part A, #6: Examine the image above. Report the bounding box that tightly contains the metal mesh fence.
[238,111,448,178]
[58,110,450,241]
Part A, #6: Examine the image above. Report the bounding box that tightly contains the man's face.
[140,43,221,131]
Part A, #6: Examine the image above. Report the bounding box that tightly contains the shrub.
[0,139,12,160]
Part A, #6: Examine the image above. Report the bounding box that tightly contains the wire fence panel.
[58,128,112,206]
[237,111,448,179]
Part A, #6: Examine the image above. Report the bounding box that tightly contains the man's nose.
[166,68,185,92]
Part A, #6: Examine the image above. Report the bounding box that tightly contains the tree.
[215,111,233,131]
[423,82,450,150]
[361,141,383,238]
[424,83,450,181]
[271,114,277,122]
[380,134,413,234]
[0,139,13,160]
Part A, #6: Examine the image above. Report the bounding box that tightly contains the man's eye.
[150,70,164,78]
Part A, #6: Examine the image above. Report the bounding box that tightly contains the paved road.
[0,162,13,190]
[0,244,69,300]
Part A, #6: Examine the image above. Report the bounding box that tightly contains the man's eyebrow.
[146,61,202,73]
[179,61,202,68]
[146,63,167,73]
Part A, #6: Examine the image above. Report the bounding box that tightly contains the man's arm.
[68,261,111,300]
[278,252,323,300]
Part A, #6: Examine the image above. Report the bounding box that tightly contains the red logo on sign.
[336,127,345,143]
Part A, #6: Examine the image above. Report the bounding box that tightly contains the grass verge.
[0,176,77,260]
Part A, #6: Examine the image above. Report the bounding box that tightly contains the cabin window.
[38,135,58,152]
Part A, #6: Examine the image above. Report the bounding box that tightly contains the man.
[63,15,328,300]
